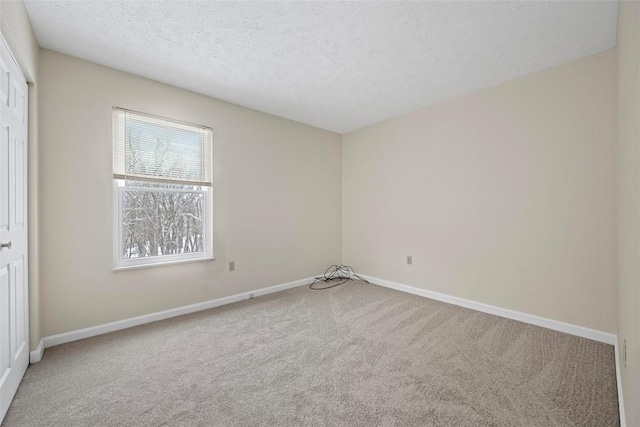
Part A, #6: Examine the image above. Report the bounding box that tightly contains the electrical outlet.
[407,255,413,265]
[624,338,627,368]
[229,261,235,272]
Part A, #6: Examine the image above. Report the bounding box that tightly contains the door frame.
[0,21,38,362]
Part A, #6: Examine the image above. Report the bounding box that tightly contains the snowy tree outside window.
[112,109,213,269]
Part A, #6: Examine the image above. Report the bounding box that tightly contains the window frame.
[112,108,214,271]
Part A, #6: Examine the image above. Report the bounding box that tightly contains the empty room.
[0,0,637,425]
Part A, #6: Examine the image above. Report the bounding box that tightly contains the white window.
[112,108,213,269]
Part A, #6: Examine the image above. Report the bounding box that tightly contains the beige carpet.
[3,281,619,426]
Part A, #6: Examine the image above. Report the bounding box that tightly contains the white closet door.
[0,35,29,424]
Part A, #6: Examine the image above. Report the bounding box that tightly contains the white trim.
[361,274,626,424]
[615,339,627,427]
[113,255,215,272]
[30,276,314,363]
[30,272,626,426]
[29,339,44,364]
[359,274,627,427]
[359,274,617,345]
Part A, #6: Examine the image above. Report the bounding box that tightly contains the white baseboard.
[30,276,315,363]
[360,274,625,425]
[29,338,44,364]
[29,272,625,425]
[359,274,617,345]
[615,339,627,427]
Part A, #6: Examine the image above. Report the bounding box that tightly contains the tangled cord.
[309,264,369,290]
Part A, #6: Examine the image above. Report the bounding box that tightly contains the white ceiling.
[25,1,618,133]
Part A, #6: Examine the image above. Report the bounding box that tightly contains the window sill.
[113,256,215,272]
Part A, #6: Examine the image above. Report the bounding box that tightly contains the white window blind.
[113,108,212,186]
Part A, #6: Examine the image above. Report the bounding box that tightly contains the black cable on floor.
[309,264,369,290]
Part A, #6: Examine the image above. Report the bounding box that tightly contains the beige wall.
[617,3,640,425]
[343,50,618,334]
[38,49,342,337]
[0,0,40,350]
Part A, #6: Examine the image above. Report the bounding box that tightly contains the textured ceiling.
[25,1,618,133]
